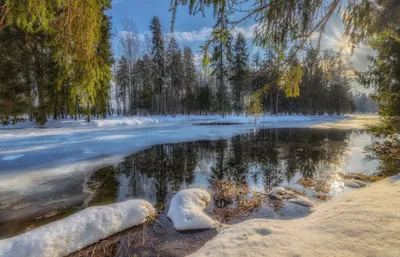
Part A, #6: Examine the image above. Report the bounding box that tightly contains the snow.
[288,196,317,211]
[268,187,295,199]
[0,199,155,257]
[189,176,400,257]
[344,179,368,188]
[167,188,219,231]
[0,114,344,131]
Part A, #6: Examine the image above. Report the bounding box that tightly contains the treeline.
[0,1,113,125]
[353,92,377,113]
[113,16,356,117]
[0,14,357,125]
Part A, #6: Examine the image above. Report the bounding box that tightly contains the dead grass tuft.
[285,187,306,196]
[297,178,330,193]
[70,216,156,257]
[211,180,265,223]
[314,194,328,201]
[339,173,385,182]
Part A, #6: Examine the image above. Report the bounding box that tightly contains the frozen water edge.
[0,115,348,197]
[0,199,155,257]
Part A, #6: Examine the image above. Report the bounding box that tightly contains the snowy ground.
[190,175,400,257]
[0,115,351,200]
[0,199,155,257]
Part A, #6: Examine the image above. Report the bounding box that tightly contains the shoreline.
[190,175,400,257]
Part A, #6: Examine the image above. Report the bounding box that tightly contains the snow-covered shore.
[0,114,343,131]
[0,199,155,257]
[190,175,400,257]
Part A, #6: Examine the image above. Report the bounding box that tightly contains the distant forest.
[0,15,376,125]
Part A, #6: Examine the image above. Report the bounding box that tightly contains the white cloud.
[116,25,257,45]
[171,25,256,43]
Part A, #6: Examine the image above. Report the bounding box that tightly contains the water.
[0,128,378,245]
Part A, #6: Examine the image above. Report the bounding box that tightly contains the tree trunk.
[75,95,79,120]
[87,103,91,122]
[276,89,279,116]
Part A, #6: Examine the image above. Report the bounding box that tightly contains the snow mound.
[289,196,317,212]
[268,187,295,199]
[190,176,400,257]
[0,199,155,257]
[269,187,316,211]
[167,188,219,231]
[344,179,368,188]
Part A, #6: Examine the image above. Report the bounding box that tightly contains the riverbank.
[190,174,400,257]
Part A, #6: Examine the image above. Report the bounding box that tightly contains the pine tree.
[166,36,183,115]
[183,46,197,116]
[210,14,231,116]
[115,56,130,115]
[150,16,165,115]
[252,51,261,71]
[230,32,249,115]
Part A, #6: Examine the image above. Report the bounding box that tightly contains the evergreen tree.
[230,32,249,114]
[166,36,183,115]
[210,14,231,116]
[252,51,261,71]
[150,16,166,115]
[115,56,130,115]
[183,46,197,116]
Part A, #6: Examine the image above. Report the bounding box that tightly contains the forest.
[0,0,398,137]
[0,5,378,125]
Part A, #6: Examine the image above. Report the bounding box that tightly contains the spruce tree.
[210,14,231,116]
[150,16,165,114]
[115,56,130,115]
[230,32,249,115]
[183,46,197,116]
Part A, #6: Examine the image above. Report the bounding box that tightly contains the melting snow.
[0,199,155,257]
[167,188,219,231]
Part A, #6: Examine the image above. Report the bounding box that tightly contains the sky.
[110,0,375,93]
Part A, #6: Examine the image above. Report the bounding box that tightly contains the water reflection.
[87,128,369,209]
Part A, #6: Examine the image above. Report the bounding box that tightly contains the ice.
[167,188,219,230]
[0,199,155,257]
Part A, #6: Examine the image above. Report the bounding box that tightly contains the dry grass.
[314,194,328,201]
[297,178,330,193]
[70,217,156,257]
[211,180,265,223]
[339,173,385,182]
[285,187,306,196]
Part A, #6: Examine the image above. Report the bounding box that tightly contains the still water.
[0,128,377,241]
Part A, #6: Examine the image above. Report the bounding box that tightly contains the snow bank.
[344,179,368,188]
[268,187,316,211]
[288,196,317,212]
[0,199,155,257]
[167,188,219,231]
[268,187,295,199]
[190,176,400,257]
[200,115,314,125]
[0,114,343,130]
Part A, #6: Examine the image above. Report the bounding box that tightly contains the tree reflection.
[87,128,354,208]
